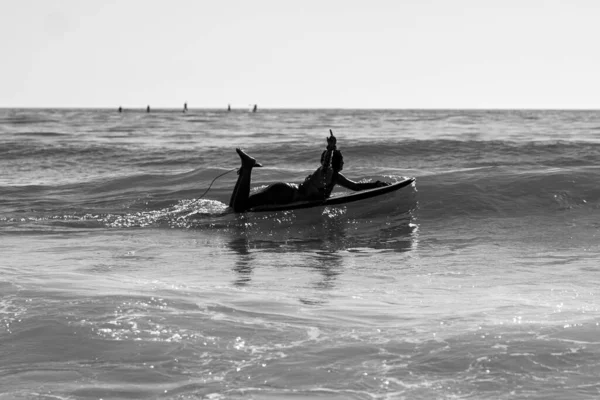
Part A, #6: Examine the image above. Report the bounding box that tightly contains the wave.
[418,166,600,219]
[332,140,600,173]
[0,115,59,125]
[1,190,419,256]
[13,131,69,137]
[2,162,599,220]
[2,132,600,229]
[3,133,600,168]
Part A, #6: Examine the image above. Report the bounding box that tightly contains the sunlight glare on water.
[1,109,600,398]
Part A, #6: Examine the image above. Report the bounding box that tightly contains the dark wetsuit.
[244,166,335,209]
[297,166,335,200]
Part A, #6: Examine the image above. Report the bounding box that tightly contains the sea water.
[1,108,599,399]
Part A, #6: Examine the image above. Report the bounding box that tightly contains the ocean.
[1,108,599,399]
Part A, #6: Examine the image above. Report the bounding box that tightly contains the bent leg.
[229,148,262,212]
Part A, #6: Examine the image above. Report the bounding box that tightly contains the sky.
[1,0,599,109]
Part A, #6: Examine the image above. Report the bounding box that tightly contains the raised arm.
[334,172,389,191]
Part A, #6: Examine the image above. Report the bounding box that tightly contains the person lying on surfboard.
[229,131,390,212]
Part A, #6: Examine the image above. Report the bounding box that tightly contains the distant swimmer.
[118,106,122,113]
[184,102,188,113]
[252,104,257,113]
[147,105,150,113]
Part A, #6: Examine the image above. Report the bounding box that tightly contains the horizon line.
[1,106,599,111]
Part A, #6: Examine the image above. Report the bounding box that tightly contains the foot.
[236,148,263,168]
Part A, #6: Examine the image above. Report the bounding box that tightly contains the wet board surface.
[248,177,415,212]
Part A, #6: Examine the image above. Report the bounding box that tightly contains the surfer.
[229,132,390,212]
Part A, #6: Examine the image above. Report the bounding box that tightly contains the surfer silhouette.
[183,102,188,113]
[228,131,390,212]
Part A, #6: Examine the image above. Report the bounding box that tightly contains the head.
[332,150,344,172]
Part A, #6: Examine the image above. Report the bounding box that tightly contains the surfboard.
[248,177,415,212]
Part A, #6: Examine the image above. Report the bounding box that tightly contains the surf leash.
[195,167,237,201]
